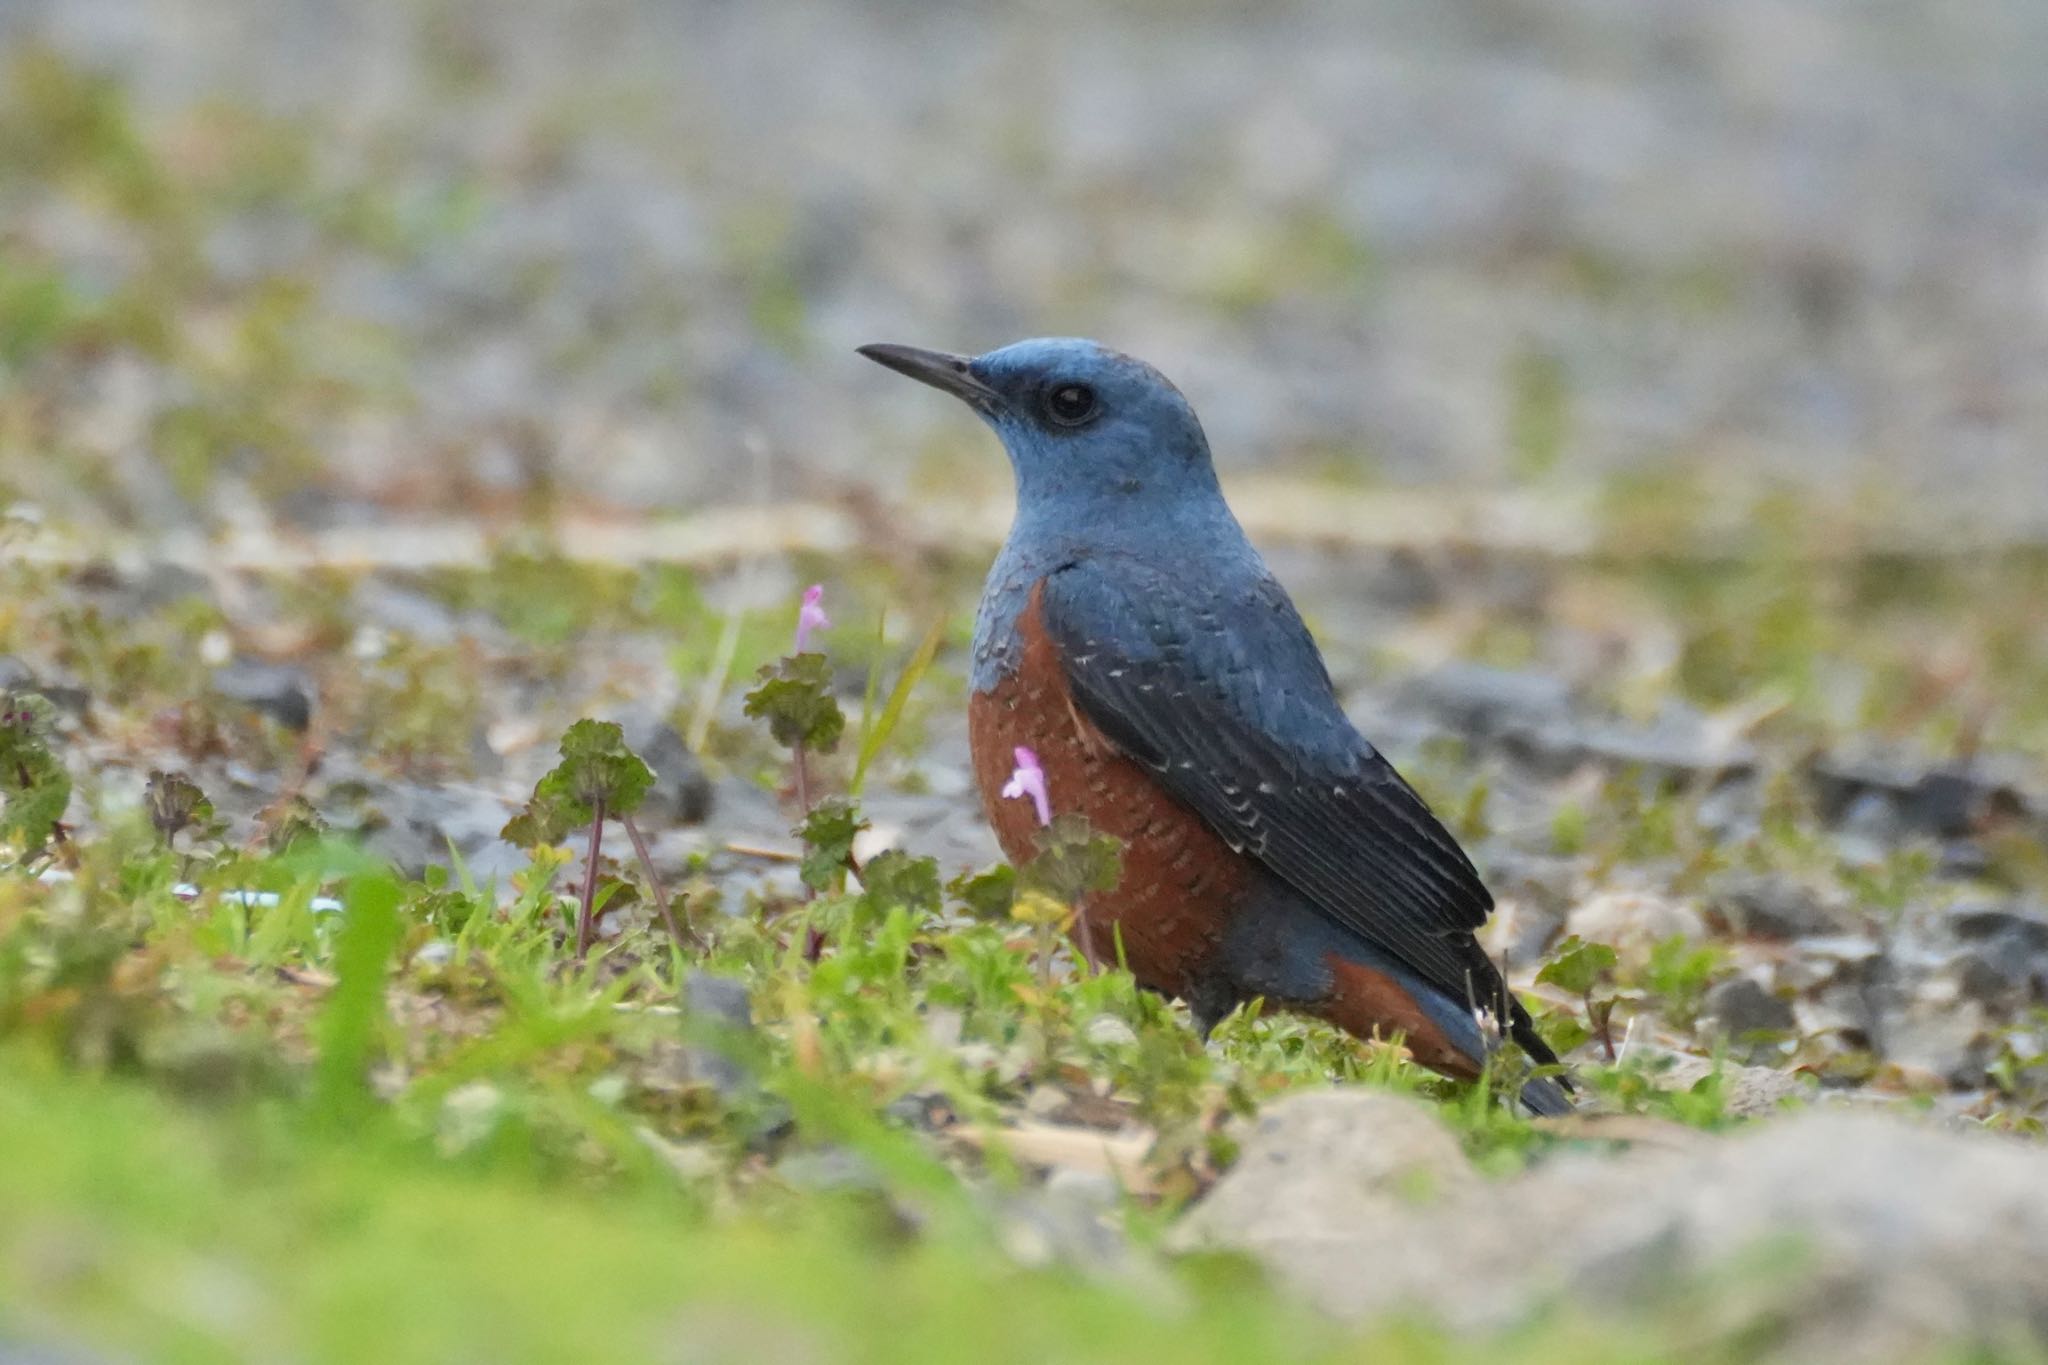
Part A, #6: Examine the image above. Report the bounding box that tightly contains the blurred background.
[7,11,2048,1360]
[3,0,2047,541]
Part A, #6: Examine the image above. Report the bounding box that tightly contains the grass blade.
[850,616,946,795]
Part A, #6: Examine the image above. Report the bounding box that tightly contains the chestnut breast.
[968,583,1251,1000]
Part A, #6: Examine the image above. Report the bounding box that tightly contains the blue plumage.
[860,336,1570,1114]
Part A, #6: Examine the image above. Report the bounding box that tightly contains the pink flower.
[1000,745,1051,826]
[794,584,831,654]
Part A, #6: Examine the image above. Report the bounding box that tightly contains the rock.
[326,774,521,881]
[1565,890,1707,971]
[776,1146,881,1193]
[0,658,90,717]
[684,971,751,1032]
[1880,1002,1993,1090]
[1704,872,1852,941]
[1905,770,2027,840]
[1083,1015,1139,1048]
[605,705,713,825]
[856,791,1003,873]
[1947,899,2048,954]
[1702,977,1797,1042]
[1644,1049,1812,1116]
[1939,901,2048,1005]
[1396,663,1572,741]
[997,1175,1144,1280]
[1170,1090,1475,1257]
[209,659,314,731]
[1810,751,2037,842]
[675,971,753,1097]
[1403,675,1758,782]
[1478,852,1574,969]
[1182,1107,2048,1360]
[1521,703,1758,783]
[352,574,466,640]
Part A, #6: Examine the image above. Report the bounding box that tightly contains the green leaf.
[797,797,866,892]
[947,863,1015,920]
[1541,1013,1593,1058]
[1022,813,1123,905]
[1536,935,1618,997]
[500,719,655,848]
[850,616,945,794]
[144,769,213,846]
[312,868,405,1126]
[742,654,845,752]
[554,718,655,813]
[859,849,941,916]
[0,692,69,853]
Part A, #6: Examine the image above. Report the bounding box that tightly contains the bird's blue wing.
[1037,553,1504,1018]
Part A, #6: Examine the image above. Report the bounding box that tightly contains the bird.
[859,337,1571,1115]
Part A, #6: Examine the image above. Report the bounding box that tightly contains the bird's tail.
[1517,1073,1575,1117]
[1500,992,1575,1115]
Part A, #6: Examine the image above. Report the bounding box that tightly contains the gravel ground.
[4,0,2048,531]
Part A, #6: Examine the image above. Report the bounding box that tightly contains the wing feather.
[1037,556,1502,1014]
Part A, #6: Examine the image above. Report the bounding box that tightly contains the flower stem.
[792,741,812,814]
[1072,896,1098,972]
[574,796,607,960]
[623,812,700,951]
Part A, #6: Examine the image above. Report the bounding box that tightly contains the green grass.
[0,1050,1330,1365]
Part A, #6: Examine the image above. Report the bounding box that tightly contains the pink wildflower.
[1000,745,1051,826]
[794,584,831,653]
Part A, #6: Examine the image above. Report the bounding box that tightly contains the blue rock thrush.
[859,337,1571,1114]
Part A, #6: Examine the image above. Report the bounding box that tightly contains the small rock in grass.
[1083,1015,1138,1048]
[675,971,753,1097]
[1170,1090,1474,1257]
[210,659,314,731]
[1704,872,1850,941]
[1396,662,1572,741]
[1565,889,1706,970]
[1642,1048,1812,1116]
[1703,976,1797,1043]
[607,705,714,825]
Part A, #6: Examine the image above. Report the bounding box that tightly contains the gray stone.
[1533,703,1758,783]
[326,774,522,881]
[1179,1105,2048,1360]
[1880,1002,1993,1090]
[209,659,314,732]
[677,971,753,1097]
[607,705,714,826]
[1170,1090,1475,1257]
[1564,889,1707,972]
[1703,977,1797,1042]
[683,970,752,1032]
[1644,1049,1813,1117]
[1396,663,1572,742]
[352,574,466,640]
[1706,872,1851,941]
[1811,751,2037,842]
[776,1146,880,1193]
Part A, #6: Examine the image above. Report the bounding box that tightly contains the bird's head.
[859,337,1221,516]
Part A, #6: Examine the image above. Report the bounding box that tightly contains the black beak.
[857,343,1002,414]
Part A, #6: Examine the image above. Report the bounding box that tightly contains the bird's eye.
[1043,382,1099,427]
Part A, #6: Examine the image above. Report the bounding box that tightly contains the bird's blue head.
[859,337,1223,522]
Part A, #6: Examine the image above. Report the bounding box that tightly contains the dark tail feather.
[1517,1073,1575,1116]
[1504,993,1575,1115]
